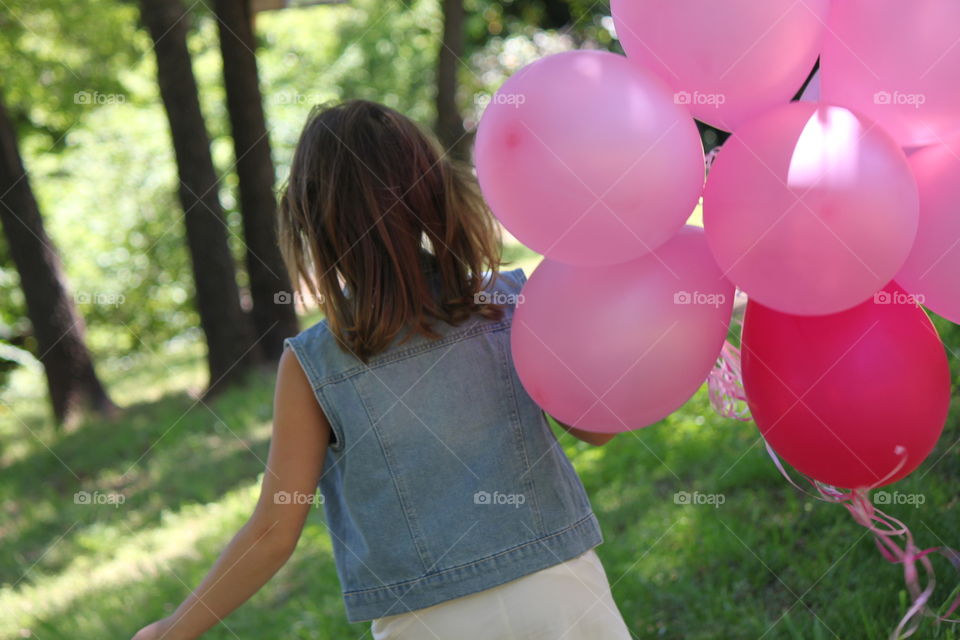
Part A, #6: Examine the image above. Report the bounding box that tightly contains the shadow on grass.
[13,503,362,640]
[0,367,277,584]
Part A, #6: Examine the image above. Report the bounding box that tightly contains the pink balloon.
[611,0,829,132]
[822,0,960,147]
[475,50,704,267]
[896,137,960,324]
[511,226,734,433]
[703,102,919,316]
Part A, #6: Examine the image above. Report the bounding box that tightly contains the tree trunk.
[214,0,298,361]
[436,0,467,159]
[0,92,115,426]
[139,0,259,389]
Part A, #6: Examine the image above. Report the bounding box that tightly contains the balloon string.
[706,342,960,638]
[762,442,960,639]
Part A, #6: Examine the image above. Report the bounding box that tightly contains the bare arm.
[133,350,330,640]
[548,414,617,446]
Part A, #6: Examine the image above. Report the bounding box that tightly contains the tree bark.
[0,92,115,426]
[436,0,467,159]
[139,0,259,389]
[214,0,298,361]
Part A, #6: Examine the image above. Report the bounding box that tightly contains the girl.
[134,100,631,639]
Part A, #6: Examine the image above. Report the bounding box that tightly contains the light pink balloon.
[511,226,734,433]
[703,102,919,316]
[475,50,704,267]
[896,137,960,324]
[822,0,960,147]
[611,0,829,132]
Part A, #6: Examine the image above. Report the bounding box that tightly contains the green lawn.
[2,253,959,639]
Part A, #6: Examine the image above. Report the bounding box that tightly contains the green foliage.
[0,242,25,332]
[29,103,198,354]
[933,314,960,383]
[0,0,142,139]
[469,0,615,47]
[256,0,441,170]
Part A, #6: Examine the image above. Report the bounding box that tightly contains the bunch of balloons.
[476,1,959,491]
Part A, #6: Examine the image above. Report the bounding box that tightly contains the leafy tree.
[436,0,468,158]
[0,0,138,141]
[138,0,259,390]
[0,0,141,419]
[214,0,299,361]
[0,89,115,425]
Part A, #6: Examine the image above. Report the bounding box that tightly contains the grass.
[1,244,959,639]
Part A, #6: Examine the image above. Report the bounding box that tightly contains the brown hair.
[279,100,503,361]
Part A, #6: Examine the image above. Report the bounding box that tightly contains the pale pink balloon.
[511,226,734,433]
[896,137,960,324]
[611,0,829,132]
[703,102,919,316]
[475,50,704,267]
[822,0,960,147]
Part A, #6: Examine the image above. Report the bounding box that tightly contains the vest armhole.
[283,337,345,451]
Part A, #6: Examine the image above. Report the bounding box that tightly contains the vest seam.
[341,512,598,596]
[311,319,513,388]
[498,333,545,535]
[350,376,434,571]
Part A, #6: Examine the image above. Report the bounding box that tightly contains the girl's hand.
[131,618,174,640]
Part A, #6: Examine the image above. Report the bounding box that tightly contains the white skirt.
[370,549,632,640]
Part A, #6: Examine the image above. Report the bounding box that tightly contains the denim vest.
[284,268,603,622]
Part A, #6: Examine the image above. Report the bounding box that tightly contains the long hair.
[278,100,503,361]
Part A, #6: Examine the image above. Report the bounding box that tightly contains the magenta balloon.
[511,226,734,433]
[703,103,919,316]
[822,0,960,147]
[475,50,704,267]
[742,284,950,489]
[896,137,960,324]
[611,0,829,132]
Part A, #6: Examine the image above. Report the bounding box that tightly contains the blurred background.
[0,1,957,638]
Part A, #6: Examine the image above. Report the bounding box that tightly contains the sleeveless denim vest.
[284,268,603,622]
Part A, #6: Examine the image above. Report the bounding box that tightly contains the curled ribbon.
[707,341,751,422]
[707,339,960,639]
